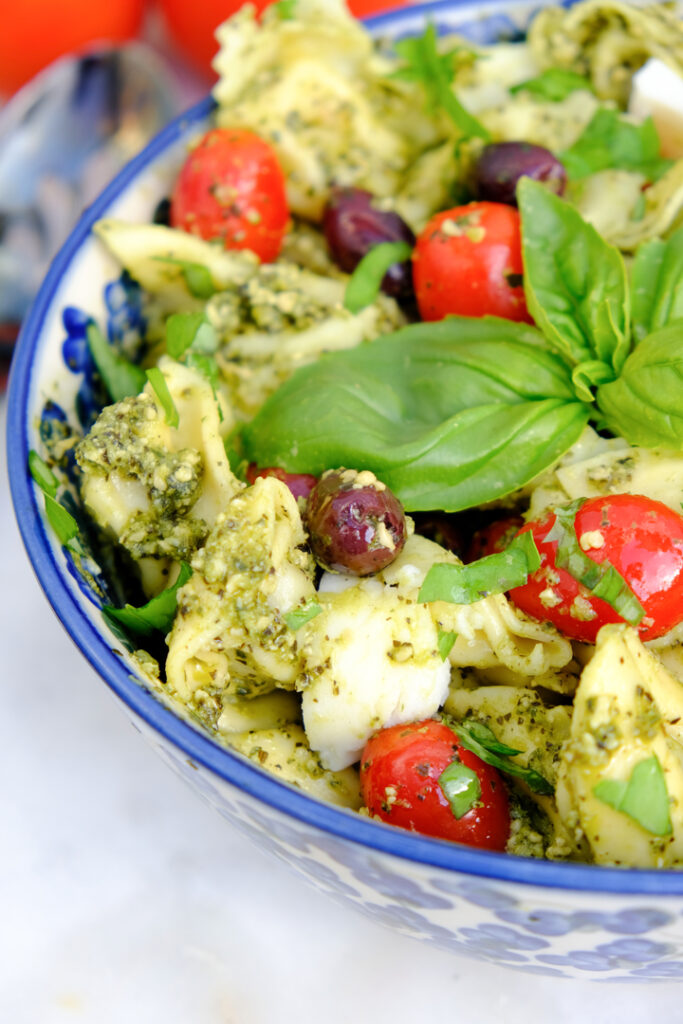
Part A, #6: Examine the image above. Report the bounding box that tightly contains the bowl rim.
[9,0,683,897]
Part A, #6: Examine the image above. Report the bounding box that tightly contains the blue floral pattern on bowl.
[10,0,683,981]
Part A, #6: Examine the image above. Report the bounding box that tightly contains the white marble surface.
[3,394,683,1023]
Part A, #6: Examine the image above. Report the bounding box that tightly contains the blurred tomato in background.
[156,0,409,77]
[0,0,145,96]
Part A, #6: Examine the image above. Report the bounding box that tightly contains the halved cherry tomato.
[465,515,525,563]
[360,719,510,850]
[245,463,317,502]
[508,494,683,643]
[412,201,532,323]
[170,128,289,262]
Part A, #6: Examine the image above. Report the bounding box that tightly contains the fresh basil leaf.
[28,450,58,498]
[450,719,554,795]
[571,359,618,403]
[559,110,673,182]
[418,531,540,605]
[438,761,481,818]
[45,493,83,553]
[391,23,489,141]
[166,312,217,359]
[283,601,323,631]
[86,322,146,402]
[437,628,458,661]
[593,755,672,836]
[630,228,683,344]
[457,719,522,758]
[343,242,412,314]
[510,68,593,102]
[241,317,589,512]
[546,500,645,625]
[597,323,683,448]
[153,256,215,299]
[146,367,179,428]
[518,177,630,376]
[103,562,192,637]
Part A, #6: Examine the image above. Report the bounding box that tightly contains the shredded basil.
[29,450,83,553]
[103,562,193,637]
[418,531,540,605]
[438,761,481,818]
[166,312,217,359]
[343,241,412,314]
[283,601,323,631]
[546,500,645,626]
[28,450,58,498]
[146,367,179,428]
[593,755,672,836]
[86,322,146,403]
[153,256,215,299]
[437,629,458,661]
[450,718,554,795]
[391,23,489,141]
[558,109,673,182]
[510,68,593,102]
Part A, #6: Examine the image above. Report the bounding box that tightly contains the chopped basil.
[593,755,672,837]
[343,241,412,314]
[391,24,489,141]
[28,450,58,498]
[438,761,481,818]
[103,562,192,637]
[437,628,458,661]
[450,717,554,795]
[546,500,645,625]
[146,367,179,428]
[166,312,217,359]
[274,0,297,18]
[418,531,540,605]
[153,256,215,299]
[86,322,147,403]
[29,450,83,553]
[510,68,593,102]
[283,601,323,631]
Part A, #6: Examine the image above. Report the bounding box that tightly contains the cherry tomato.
[412,202,532,323]
[465,515,524,563]
[360,719,510,850]
[170,128,289,262]
[508,494,683,643]
[157,0,410,78]
[0,0,144,96]
[245,463,317,502]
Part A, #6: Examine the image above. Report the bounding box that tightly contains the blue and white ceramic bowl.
[9,0,683,981]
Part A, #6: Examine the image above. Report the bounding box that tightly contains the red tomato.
[465,516,525,563]
[157,0,410,78]
[412,202,532,323]
[170,128,289,262]
[0,0,144,96]
[246,463,317,501]
[360,719,510,850]
[508,494,683,643]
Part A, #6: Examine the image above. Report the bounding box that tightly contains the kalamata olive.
[322,186,416,301]
[474,142,567,207]
[246,464,318,502]
[152,196,172,226]
[305,468,407,575]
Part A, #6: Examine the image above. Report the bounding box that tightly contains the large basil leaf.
[630,228,683,344]
[596,324,683,448]
[558,109,673,182]
[242,317,589,512]
[518,178,630,377]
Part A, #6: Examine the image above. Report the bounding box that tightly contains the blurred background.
[0,0,409,391]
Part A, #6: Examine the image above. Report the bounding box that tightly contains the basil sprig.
[390,23,489,141]
[545,499,645,626]
[593,754,672,836]
[449,718,554,795]
[630,229,683,344]
[103,561,192,637]
[418,531,540,605]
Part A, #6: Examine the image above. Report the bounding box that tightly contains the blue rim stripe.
[8,5,683,896]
